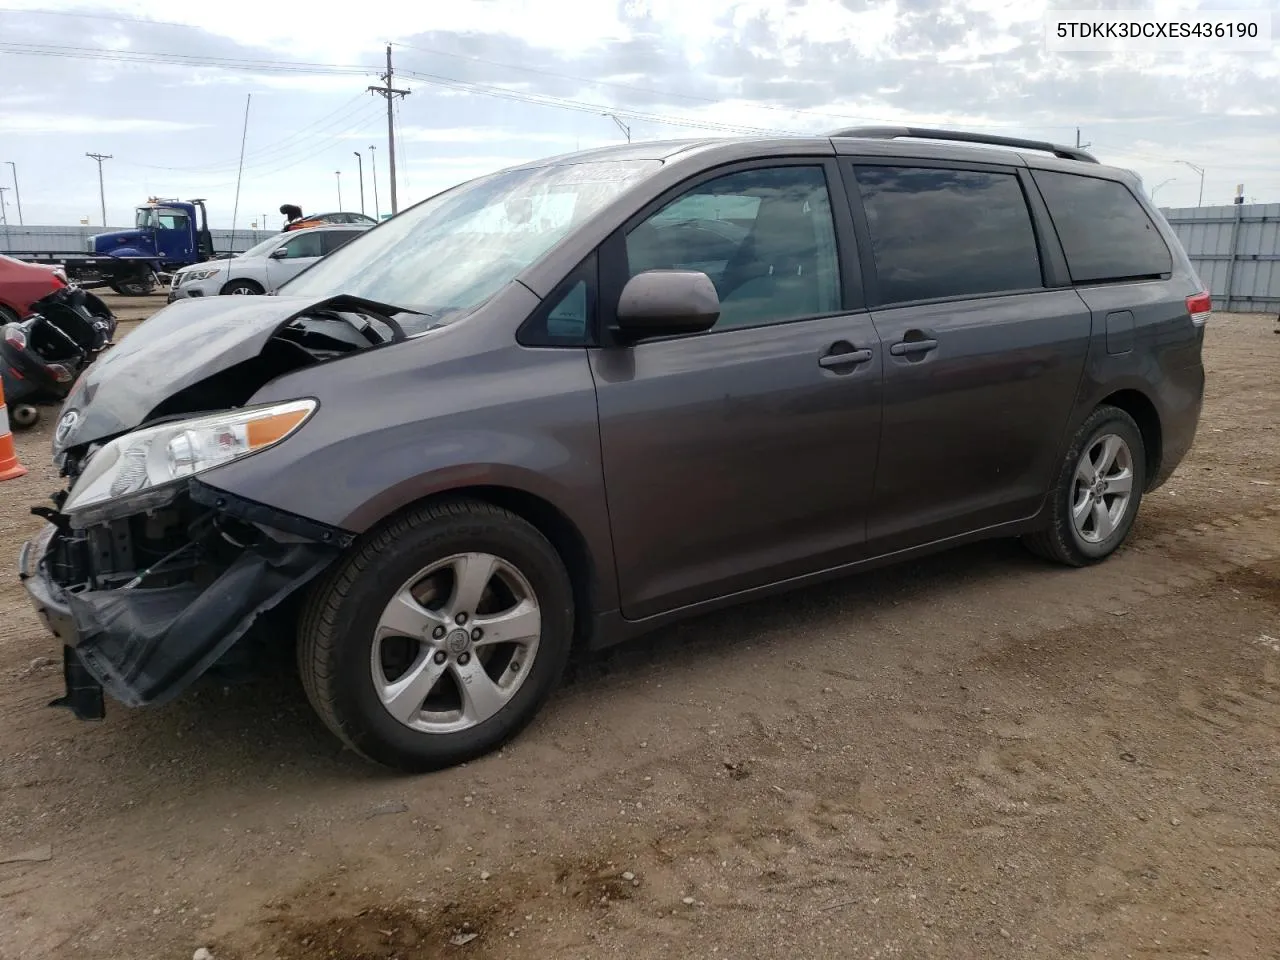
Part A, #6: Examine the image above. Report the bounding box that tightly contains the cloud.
[0,0,1276,227]
[0,113,207,135]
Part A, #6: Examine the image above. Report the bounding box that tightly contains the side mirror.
[269,247,288,259]
[615,270,720,341]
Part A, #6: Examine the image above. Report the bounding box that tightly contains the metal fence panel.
[0,224,274,256]
[1158,203,1280,313]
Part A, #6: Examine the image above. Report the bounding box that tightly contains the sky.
[0,0,1276,232]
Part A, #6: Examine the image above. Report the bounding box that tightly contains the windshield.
[281,158,662,319]
[135,206,190,231]
[238,236,281,259]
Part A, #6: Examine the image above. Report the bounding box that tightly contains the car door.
[265,231,325,290]
[591,159,885,621]
[839,159,1092,554]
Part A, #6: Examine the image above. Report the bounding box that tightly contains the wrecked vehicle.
[1,287,116,429]
[20,130,1206,772]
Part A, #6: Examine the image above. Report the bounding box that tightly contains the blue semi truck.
[15,197,218,296]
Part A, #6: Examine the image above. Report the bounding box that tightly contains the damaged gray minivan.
[20,128,1207,771]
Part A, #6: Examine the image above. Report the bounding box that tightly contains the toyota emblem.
[54,410,80,445]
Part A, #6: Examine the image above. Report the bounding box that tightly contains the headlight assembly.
[63,399,317,523]
[181,268,223,283]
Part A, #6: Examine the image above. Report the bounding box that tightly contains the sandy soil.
[1,297,1277,960]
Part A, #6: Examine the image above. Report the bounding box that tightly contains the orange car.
[280,210,378,232]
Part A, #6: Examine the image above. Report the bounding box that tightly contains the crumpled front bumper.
[18,482,350,718]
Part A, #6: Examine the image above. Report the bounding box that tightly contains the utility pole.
[353,151,365,215]
[86,152,112,226]
[0,186,9,227]
[368,44,409,215]
[1075,128,1090,149]
[1176,160,1205,207]
[335,170,343,210]
[369,144,380,219]
[4,162,22,226]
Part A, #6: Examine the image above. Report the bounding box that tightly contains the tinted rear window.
[852,165,1043,304]
[1031,170,1172,283]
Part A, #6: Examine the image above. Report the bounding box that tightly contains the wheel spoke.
[377,588,445,640]
[474,599,540,647]
[1092,499,1117,539]
[452,657,510,725]
[1103,469,1133,496]
[1097,435,1123,474]
[1075,456,1097,486]
[448,554,496,618]
[379,652,447,724]
[1072,489,1093,524]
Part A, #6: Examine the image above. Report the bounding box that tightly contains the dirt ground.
[1,296,1277,960]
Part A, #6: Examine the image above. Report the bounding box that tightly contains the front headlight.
[63,399,317,520]
[182,267,223,283]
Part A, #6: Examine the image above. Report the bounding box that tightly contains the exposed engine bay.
[21,297,413,718]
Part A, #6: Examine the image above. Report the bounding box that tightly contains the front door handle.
[889,338,938,357]
[819,346,873,369]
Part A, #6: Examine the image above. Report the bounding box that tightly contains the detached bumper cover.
[18,483,349,712]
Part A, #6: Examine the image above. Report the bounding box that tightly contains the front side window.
[1031,170,1173,283]
[282,232,324,259]
[853,165,1043,304]
[624,165,841,331]
[282,159,662,322]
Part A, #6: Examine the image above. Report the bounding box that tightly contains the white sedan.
[167,224,370,301]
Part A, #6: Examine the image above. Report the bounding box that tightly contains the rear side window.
[321,230,360,254]
[1031,170,1172,283]
[852,165,1043,304]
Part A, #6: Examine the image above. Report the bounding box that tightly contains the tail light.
[46,363,73,383]
[3,327,26,350]
[1187,291,1211,327]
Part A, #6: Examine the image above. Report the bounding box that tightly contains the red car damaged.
[0,255,68,322]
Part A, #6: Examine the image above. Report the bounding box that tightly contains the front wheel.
[10,404,38,430]
[297,499,575,772]
[1023,405,1147,566]
[220,279,263,296]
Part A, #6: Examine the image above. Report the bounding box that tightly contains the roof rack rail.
[824,126,1099,164]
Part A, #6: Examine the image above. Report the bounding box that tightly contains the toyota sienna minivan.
[20,127,1208,772]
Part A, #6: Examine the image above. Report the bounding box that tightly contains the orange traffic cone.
[0,378,29,482]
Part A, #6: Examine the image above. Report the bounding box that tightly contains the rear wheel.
[1023,405,1147,566]
[297,499,575,772]
[220,279,263,296]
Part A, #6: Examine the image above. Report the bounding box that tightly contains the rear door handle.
[819,347,873,368]
[889,338,938,357]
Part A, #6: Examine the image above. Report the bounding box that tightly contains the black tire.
[10,404,38,430]
[110,279,156,297]
[297,499,575,772]
[1023,405,1147,567]
[220,279,263,296]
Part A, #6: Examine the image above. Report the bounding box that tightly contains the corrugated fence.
[0,224,273,256]
[1159,203,1279,314]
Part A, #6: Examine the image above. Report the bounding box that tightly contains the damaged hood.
[51,294,399,455]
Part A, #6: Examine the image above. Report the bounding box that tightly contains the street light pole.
[354,151,365,215]
[1151,177,1176,204]
[4,162,22,226]
[369,144,380,219]
[335,170,342,210]
[1175,160,1205,207]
